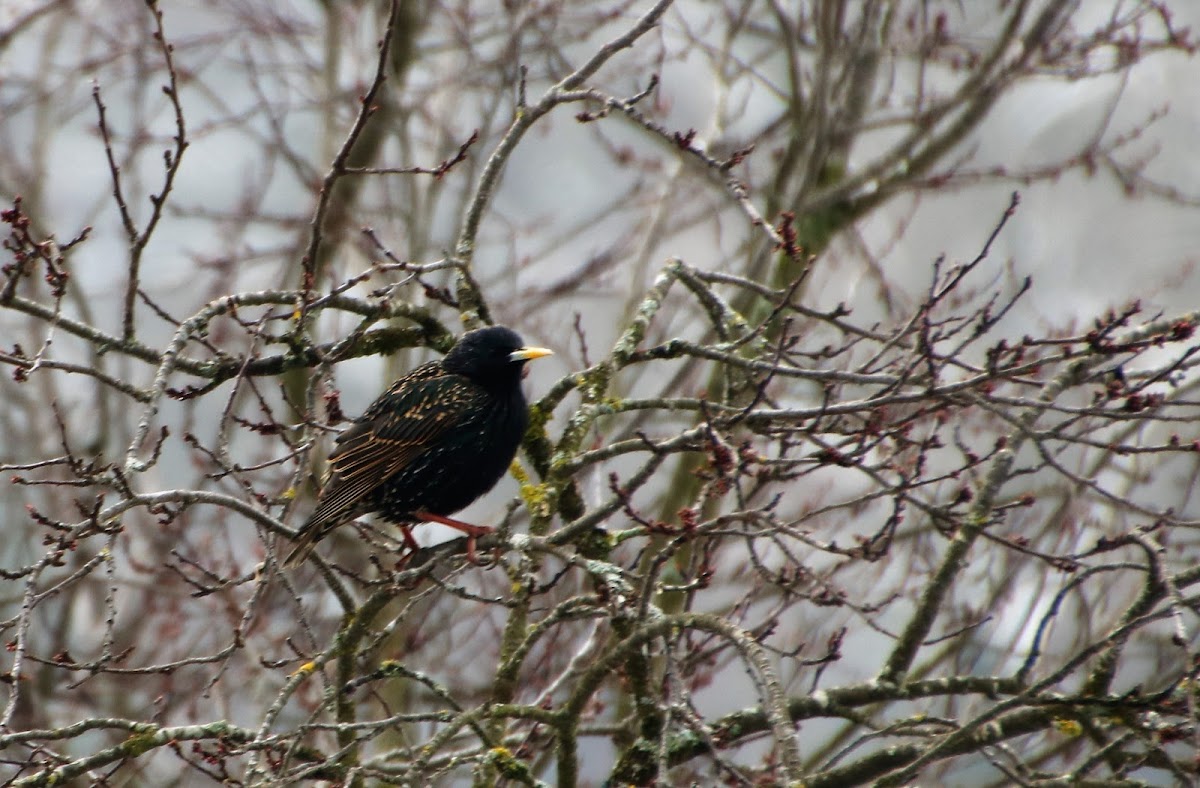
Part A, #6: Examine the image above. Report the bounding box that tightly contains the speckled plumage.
[284,326,551,566]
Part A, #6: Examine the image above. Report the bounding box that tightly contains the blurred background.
[1,1,1199,784]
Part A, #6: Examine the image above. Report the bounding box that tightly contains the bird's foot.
[414,512,495,566]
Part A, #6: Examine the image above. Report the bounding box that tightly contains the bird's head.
[441,326,553,386]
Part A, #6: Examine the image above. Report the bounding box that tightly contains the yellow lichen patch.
[518,481,552,520]
[1052,718,1082,736]
[488,746,528,779]
[525,404,550,434]
[291,661,317,678]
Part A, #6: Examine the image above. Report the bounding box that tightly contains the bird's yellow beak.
[510,346,553,362]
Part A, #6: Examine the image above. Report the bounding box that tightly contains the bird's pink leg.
[414,511,492,564]
[394,523,421,565]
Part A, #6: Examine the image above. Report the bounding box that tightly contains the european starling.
[284,326,552,566]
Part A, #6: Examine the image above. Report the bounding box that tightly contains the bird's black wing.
[301,368,486,535]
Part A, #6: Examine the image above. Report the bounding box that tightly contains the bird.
[284,326,552,567]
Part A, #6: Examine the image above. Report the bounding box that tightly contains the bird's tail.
[282,525,322,568]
